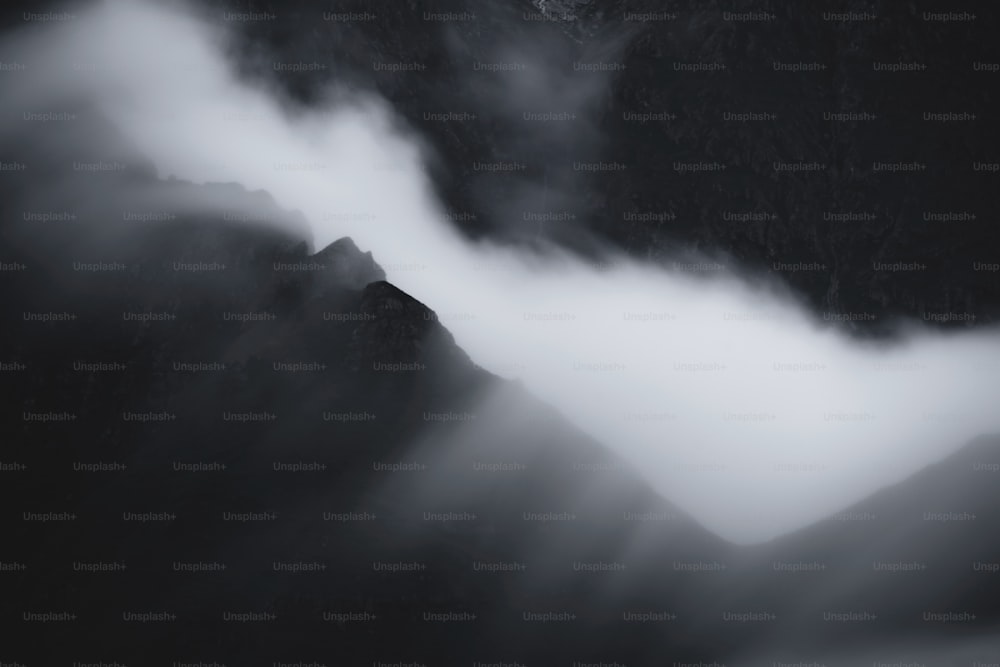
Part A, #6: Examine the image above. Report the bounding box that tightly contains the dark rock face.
[6,0,996,333]
[348,280,458,370]
[0,157,733,661]
[2,149,999,662]
[149,0,1000,334]
[3,1,1000,663]
[312,236,387,290]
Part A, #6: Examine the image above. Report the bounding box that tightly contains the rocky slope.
[2,1,1000,663]
[2,145,999,664]
[0,157,735,662]
[130,0,1000,335]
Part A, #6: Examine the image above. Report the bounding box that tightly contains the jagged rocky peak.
[531,0,593,21]
[347,280,477,374]
[350,281,443,364]
[310,237,387,290]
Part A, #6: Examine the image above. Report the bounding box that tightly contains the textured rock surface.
[131,0,1000,335]
[2,1,1000,662]
[2,134,999,662]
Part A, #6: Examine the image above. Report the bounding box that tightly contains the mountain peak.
[311,236,386,290]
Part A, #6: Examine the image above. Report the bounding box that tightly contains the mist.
[3,0,1000,543]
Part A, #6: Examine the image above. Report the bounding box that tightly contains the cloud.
[3,0,999,543]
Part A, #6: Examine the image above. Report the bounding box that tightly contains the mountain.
[2,139,999,663]
[124,0,1000,335]
[719,434,1000,658]
[0,155,735,662]
[3,0,1000,663]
